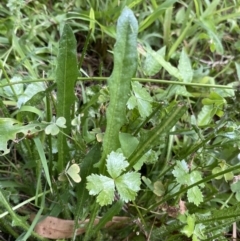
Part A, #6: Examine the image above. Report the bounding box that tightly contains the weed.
[1,1,240,240]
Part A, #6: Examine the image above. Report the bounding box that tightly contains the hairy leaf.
[101,7,138,170]
[55,24,78,171]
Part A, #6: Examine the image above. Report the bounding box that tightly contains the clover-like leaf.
[153,181,165,197]
[45,117,66,136]
[59,162,81,186]
[45,124,60,136]
[212,166,223,179]
[224,172,234,181]
[71,114,82,126]
[231,181,240,193]
[212,161,234,181]
[55,117,67,128]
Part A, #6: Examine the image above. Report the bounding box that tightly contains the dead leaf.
[30,214,129,239]
[179,199,187,215]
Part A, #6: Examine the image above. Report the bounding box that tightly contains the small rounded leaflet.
[58,161,81,186]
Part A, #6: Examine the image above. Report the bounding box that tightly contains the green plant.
[1,1,240,240]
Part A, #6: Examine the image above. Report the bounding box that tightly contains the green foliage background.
[1,0,240,240]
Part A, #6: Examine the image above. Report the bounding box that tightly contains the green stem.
[167,20,193,59]
[0,190,48,240]
[0,59,18,98]
[127,103,187,171]
[83,202,100,241]
[0,77,234,89]
[151,162,240,210]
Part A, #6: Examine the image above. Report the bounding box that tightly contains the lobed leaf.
[96,189,114,206]
[181,215,195,237]
[115,172,141,202]
[0,118,44,156]
[187,186,203,206]
[143,47,166,76]
[17,82,45,108]
[106,152,128,179]
[150,51,182,81]
[188,171,204,187]
[178,49,193,83]
[131,81,153,118]
[86,174,115,206]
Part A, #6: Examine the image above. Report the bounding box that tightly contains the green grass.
[1,0,240,240]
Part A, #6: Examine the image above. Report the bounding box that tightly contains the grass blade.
[72,144,101,240]
[33,137,52,191]
[84,200,124,241]
[139,0,178,32]
[127,103,187,170]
